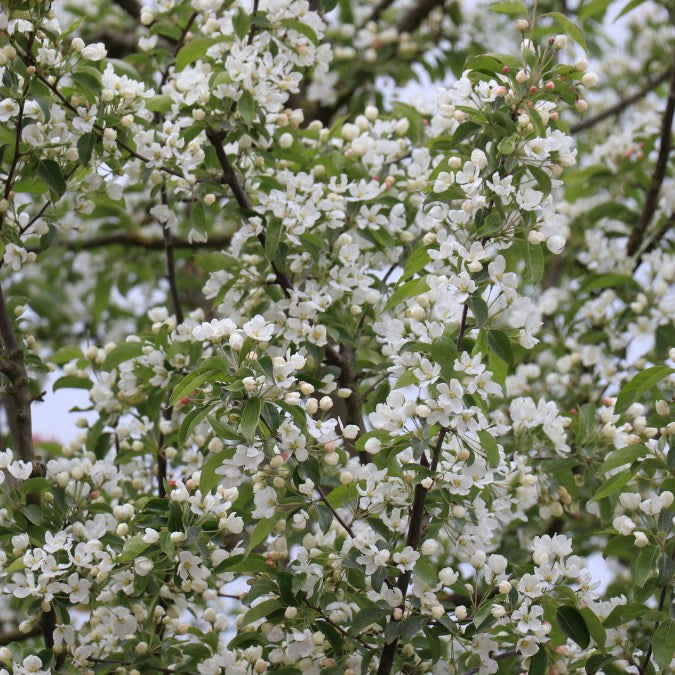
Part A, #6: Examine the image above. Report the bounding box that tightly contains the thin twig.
[570,70,670,134]
[376,427,447,674]
[626,49,675,256]
[463,650,518,675]
[316,484,356,538]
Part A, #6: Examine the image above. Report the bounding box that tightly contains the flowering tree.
[0,0,673,672]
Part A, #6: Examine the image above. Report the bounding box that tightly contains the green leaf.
[117,535,150,563]
[615,366,674,414]
[76,132,97,164]
[579,274,639,295]
[616,0,646,20]
[37,159,66,198]
[634,545,659,587]
[467,296,488,328]
[192,202,206,231]
[489,0,528,16]
[178,405,212,445]
[53,376,92,391]
[144,95,173,113]
[175,37,218,71]
[591,469,634,501]
[556,606,590,649]
[316,503,333,533]
[528,647,547,675]
[265,219,283,260]
[101,342,144,371]
[350,607,388,635]
[478,430,499,468]
[580,607,606,648]
[599,444,647,473]
[280,19,319,46]
[200,450,228,494]
[240,397,261,443]
[523,242,544,283]
[546,12,588,53]
[604,602,648,628]
[239,90,256,126]
[247,513,283,553]
[385,276,429,311]
[241,599,283,627]
[232,8,250,40]
[169,369,220,406]
[401,246,431,281]
[578,0,613,20]
[49,344,83,366]
[487,329,512,366]
[653,619,675,669]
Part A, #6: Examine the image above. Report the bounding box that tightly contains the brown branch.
[0,626,41,645]
[113,0,140,19]
[627,50,675,256]
[0,34,34,232]
[396,0,444,33]
[160,189,184,324]
[456,302,469,349]
[0,284,58,655]
[570,70,671,134]
[376,427,447,674]
[247,0,261,45]
[26,232,232,253]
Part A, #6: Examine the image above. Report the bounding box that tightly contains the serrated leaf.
[467,295,488,328]
[240,397,261,443]
[487,329,512,366]
[556,605,590,649]
[478,430,500,468]
[169,369,219,406]
[385,276,429,311]
[634,545,659,587]
[38,159,66,198]
[101,342,144,371]
[546,12,588,52]
[200,450,229,494]
[615,366,674,414]
[265,219,283,260]
[116,536,150,563]
[599,444,647,473]
[401,246,431,281]
[53,375,92,391]
[580,607,606,648]
[175,37,218,71]
[241,599,283,627]
[76,132,97,164]
[247,512,283,553]
[528,647,547,675]
[591,468,634,501]
[239,90,256,126]
[653,619,675,669]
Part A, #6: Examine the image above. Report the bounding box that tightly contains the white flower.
[243,315,274,342]
[81,42,107,61]
[134,556,154,576]
[0,98,19,122]
[8,460,32,480]
[3,243,28,272]
[393,546,419,572]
